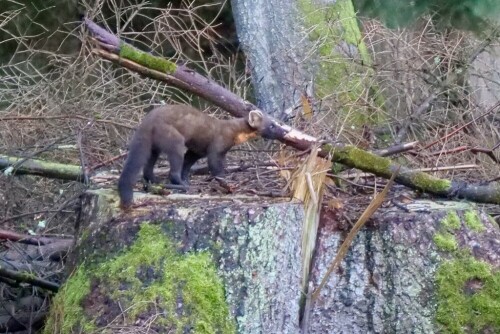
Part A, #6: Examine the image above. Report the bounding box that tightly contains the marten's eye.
[270,124,275,129]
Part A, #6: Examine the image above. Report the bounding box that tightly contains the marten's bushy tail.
[118,133,151,208]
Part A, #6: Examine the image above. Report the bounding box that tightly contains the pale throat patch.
[234,131,257,144]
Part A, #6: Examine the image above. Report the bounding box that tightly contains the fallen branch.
[338,164,479,180]
[327,145,500,204]
[0,265,59,292]
[0,228,71,246]
[373,141,419,157]
[0,154,84,181]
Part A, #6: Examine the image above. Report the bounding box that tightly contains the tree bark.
[307,201,500,333]
[231,0,314,119]
[469,40,500,107]
[44,189,304,333]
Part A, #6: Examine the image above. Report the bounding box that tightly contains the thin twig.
[0,115,134,129]
[395,94,437,143]
[422,102,500,150]
[373,141,419,157]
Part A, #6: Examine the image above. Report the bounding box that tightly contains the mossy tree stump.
[309,201,500,334]
[44,189,304,334]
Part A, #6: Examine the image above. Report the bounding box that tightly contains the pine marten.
[118,104,285,208]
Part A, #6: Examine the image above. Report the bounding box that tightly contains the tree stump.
[42,187,500,334]
[308,200,500,334]
[44,189,304,333]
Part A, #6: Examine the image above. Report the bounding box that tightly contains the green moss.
[45,224,234,333]
[436,256,500,333]
[329,145,392,176]
[95,224,236,334]
[43,267,94,334]
[433,232,458,252]
[464,210,484,232]
[120,43,177,73]
[411,173,451,194]
[441,211,461,230]
[167,252,235,333]
[297,0,385,125]
[330,162,345,174]
[0,154,83,181]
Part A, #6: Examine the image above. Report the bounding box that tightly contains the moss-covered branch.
[327,145,500,204]
[0,154,83,182]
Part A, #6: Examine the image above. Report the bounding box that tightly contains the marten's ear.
[248,110,264,129]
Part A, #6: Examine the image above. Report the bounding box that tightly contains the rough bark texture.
[41,188,500,333]
[231,0,314,119]
[470,44,500,107]
[46,189,304,333]
[308,200,500,333]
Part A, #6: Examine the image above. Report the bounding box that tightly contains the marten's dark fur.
[118,104,285,208]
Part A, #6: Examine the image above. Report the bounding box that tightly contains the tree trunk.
[470,43,500,107]
[231,0,380,122]
[231,0,315,119]
[43,189,304,333]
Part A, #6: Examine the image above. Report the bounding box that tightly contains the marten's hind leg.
[143,148,159,184]
[154,128,187,186]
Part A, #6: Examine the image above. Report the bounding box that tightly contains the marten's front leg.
[207,150,226,178]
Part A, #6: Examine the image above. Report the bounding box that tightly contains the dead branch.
[0,228,71,246]
[373,141,419,157]
[0,154,84,182]
[328,145,500,204]
[0,265,60,292]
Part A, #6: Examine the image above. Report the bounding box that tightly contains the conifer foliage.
[353,0,500,32]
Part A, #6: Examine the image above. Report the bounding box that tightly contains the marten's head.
[247,110,287,140]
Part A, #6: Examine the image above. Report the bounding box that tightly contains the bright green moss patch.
[165,252,235,333]
[441,211,461,230]
[436,257,500,333]
[44,224,234,333]
[433,232,458,252]
[96,224,235,334]
[43,267,94,334]
[99,223,171,283]
[411,173,451,194]
[464,210,484,232]
[120,43,177,73]
[329,145,392,176]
